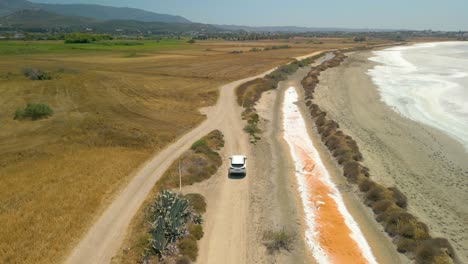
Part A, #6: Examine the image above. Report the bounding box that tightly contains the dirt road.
[65,51,324,264]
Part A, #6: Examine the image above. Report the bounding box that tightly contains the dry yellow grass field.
[0,37,390,264]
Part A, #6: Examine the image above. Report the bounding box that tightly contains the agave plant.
[147,190,193,256]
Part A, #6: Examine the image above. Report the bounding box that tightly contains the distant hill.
[0,0,191,23]
[0,0,34,16]
[0,9,93,29]
[0,9,218,34]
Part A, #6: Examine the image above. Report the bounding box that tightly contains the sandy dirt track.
[65,52,323,264]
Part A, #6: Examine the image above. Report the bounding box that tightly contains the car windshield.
[231,163,244,168]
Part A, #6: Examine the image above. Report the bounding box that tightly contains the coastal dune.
[313,50,468,262]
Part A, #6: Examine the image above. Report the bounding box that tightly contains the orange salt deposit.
[283,87,377,264]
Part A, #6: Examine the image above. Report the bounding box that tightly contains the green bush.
[22,68,52,80]
[262,227,295,254]
[191,140,206,151]
[178,237,198,261]
[188,224,204,240]
[64,33,113,44]
[244,123,261,135]
[14,103,54,120]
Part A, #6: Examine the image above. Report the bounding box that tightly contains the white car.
[229,155,247,175]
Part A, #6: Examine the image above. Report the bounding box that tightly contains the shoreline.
[314,50,468,262]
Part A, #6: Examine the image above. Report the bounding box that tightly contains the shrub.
[354,36,367,42]
[396,237,417,253]
[376,204,405,224]
[415,238,455,264]
[205,130,225,150]
[371,199,394,215]
[188,224,204,240]
[389,187,408,209]
[175,256,192,264]
[191,140,206,151]
[14,103,54,120]
[244,123,261,135]
[263,227,295,254]
[64,33,112,43]
[365,184,392,204]
[22,68,52,80]
[343,161,362,182]
[361,166,370,177]
[398,218,430,240]
[184,193,206,214]
[358,177,375,192]
[178,237,198,261]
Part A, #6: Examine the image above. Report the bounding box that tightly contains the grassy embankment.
[0,37,390,264]
[112,130,224,264]
[300,52,457,264]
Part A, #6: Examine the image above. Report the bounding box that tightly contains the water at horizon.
[368,42,468,151]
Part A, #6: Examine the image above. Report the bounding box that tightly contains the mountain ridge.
[0,0,191,23]
[0,9,219,34]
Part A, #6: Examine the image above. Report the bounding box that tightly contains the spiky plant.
[147,190,193,256]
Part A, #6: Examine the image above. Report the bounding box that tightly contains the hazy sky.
[31,0,468,31]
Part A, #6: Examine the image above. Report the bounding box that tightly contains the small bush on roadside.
[178,237,198,261]
[398,218,430,240]
[415,238,455,264]
[396,237,417,253]
[376,204,405,224]
[244,123,261,135]
[188,224,204,240]
[371,199,394,214]
[190,140,206,151]
[175,256,192,264]
[263,227,295,254]
[22,68,52,80]
[389,187,408,209]
[14,103,54,120]
[358,177,375,192]
[184,193,206,214]
[365,183,393,204]
[250,47,262,52]
[343,161,362,182]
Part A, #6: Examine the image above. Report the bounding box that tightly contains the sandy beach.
[313,51,468,263]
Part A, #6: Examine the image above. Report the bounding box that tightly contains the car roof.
[230,155,246,164]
